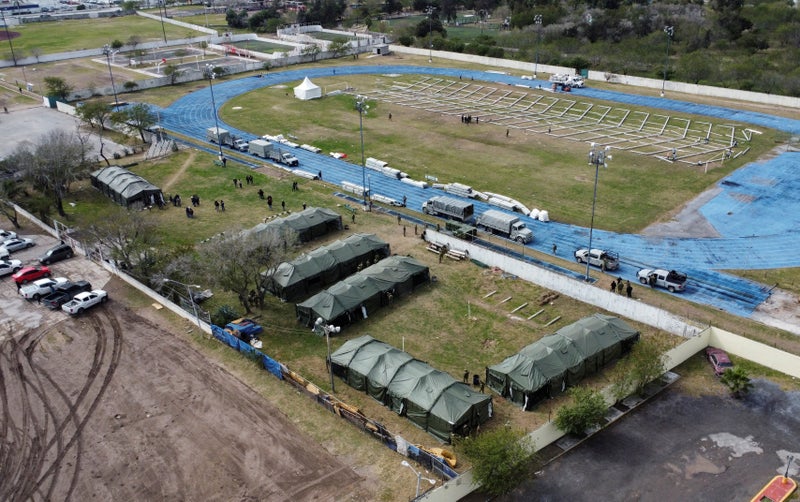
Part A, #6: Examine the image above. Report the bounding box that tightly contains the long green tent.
[486,314,639,410]
[331,335,492,443]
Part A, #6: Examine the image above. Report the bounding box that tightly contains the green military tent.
[91,166,164,208]
[249,207,342,243]
[330,335,492,443]
[486,314,639,410]
[264,234,390,302]
[295,255,429,328]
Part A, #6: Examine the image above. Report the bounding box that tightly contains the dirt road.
[0,238,364,501]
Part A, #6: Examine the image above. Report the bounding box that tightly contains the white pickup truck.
[574,248,619,271]
[637,269,687,292]
[62,289,108,315]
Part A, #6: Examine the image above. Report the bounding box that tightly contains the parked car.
[41,280,92,309]
[62,289,108,315]
[39,243,74,265]
[637,268,687,292]
[19,277,69,300]
[2,237,35,253]
[0,229,17,240]
[705,347,734,376]
[0,247,8,260]
[12,265,51,285]
[0,259,22,277]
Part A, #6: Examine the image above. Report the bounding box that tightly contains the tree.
[610,337,669,401]
[456,425,536,496]
[127,34,142,51]
[30,47,42,63]
[301,43,322,62]
[111,39,124,50]
[12,129,91,217]
[328,37,350,58]
[84,207,161,276]
[0,178,25,229]
[199,40,208,56]
[226,8,248,29]
[76,100,113,165]
[720,366,753,399]
[196,228,292,313]
[163,64,181,85]
[43,76,73,100]
[113,102,156,142]
[123,81,139,92]
[554,387,607,436]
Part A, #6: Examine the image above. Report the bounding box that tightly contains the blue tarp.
[211,324,283,380]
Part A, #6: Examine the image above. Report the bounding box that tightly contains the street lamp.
[315,318,340,392]
[102,44,119,106]
[534,14,543,79]
[164,278,202,328]
[662,25,673,97]
[355,95,369,210]
[205,64,224,161]
[585,142,611,282]
[401,460,436,498]
[426,6,436,63]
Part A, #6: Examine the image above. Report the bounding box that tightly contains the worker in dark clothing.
[611,280,617,292]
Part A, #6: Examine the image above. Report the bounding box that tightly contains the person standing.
[281,200,286,211]
[610,280,617,293]
[220,200,225,211]
[463,369,469,383]
[267,195,273,209]
[617,280,624,295]
[626,280,633,298]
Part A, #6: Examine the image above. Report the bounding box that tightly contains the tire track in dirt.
[0,308,123,502]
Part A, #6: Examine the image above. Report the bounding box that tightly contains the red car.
[705,347,734,376]
[12,266,51,285]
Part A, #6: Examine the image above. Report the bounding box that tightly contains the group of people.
[611,277,633,298]
[463,370,486,393]
[213,200,226,211]
[461,114,478,124]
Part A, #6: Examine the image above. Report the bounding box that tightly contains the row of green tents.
[295,254,430,328]
[248,207,342,243]
[263,234,391,302]
[486,314,640,411]
[330,335,492,443]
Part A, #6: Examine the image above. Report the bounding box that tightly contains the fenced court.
[355,76,750,166]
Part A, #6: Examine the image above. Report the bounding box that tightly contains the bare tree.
[0,178,24,229]
[83,207,161,276]
[196,227,294,313]
[12,129,91,217]
[76,100,114,165]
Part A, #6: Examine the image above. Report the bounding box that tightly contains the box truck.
[422,196,474,222]
[476,209,534,243]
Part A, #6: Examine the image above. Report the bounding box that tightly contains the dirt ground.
[0,237,368,502]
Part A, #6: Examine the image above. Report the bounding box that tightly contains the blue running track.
[157,65,800,319]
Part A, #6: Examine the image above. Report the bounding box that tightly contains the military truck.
[475,209,534,243]
[422,196,474,222]
[248,139,299,166]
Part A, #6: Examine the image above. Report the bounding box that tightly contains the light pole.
[661,25,673,97]
[158,0,168,43]
[585,142,611,282]
[1,10,16,65]
[534,14,543,79]
[426,6,435,63]
[355,95,369,210]
[315,318,340,392]
[102,44,119,106]
[401,460,436,498]
[164,278,202,328]
[205,64,224,161]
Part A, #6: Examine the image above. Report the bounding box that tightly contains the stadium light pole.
[401,460,436,498]
[315,318,340,392]
[534,14,542,79]
[102,44,119,106]
[585,143,611,282]
[661,25,673,97]
[158,0,168,43]
[426,6,435,63]
[205,64,224,161]
[355,95,369,210]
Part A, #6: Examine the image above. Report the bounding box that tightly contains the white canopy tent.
[294,77,322,100]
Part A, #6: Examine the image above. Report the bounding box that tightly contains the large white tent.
[294,77,321,100]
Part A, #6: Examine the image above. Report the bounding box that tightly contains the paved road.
[156,65,800,319]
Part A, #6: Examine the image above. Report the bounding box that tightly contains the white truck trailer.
[248,139,299,166]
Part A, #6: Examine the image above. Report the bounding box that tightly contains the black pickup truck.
[40,280,92,309]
